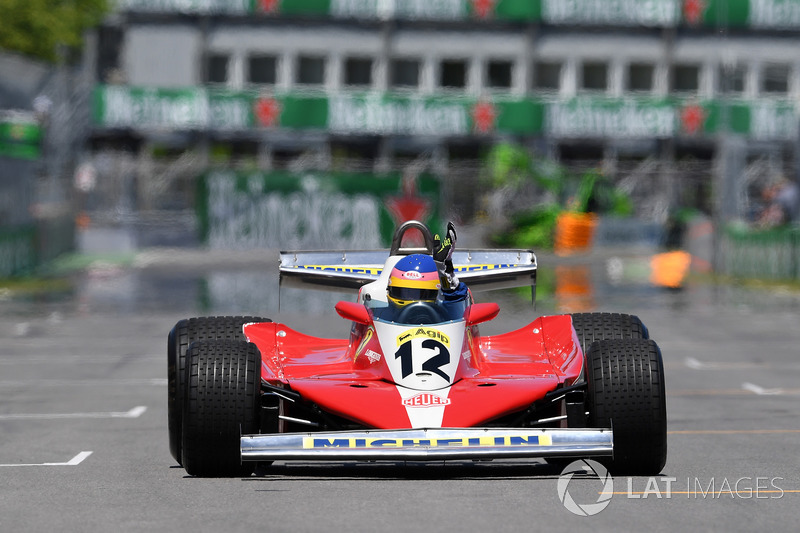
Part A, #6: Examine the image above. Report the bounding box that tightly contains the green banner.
[0,114,42,160]
[327,94,542,136]
[541,0,680,26]
[115,0,800,28]
[196,170,441,248]
[699,98,797,139]
[93,86,545,135]
[546,97,676,138]
[115,0,251,13]
[93,85,798,140]
[93,86,210,129]
[746,0,800,28]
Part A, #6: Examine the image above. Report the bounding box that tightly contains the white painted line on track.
[670,388,800,396]
[0,378,166,387]
[0,451,93,467]
[0,405,147,420]
[684,357,706,369]
[0,355,160,364]
[742,382,783,395]
[684,357,800,371]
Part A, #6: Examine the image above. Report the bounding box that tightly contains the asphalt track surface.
[2,248,800,532]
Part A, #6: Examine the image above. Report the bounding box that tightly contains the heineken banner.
[115,0,800,28]
[547,98,675,138]
[115,0,251,13]
[113,0,539,19]
[327,94,542,136]
[0,112,42,160]
[93,85,798,140]
[92,86,543,135]
[196,170,441,249]
[541,0,680,26]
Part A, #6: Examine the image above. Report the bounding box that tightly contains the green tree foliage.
[0,0,108,63]
[482,142,633,249]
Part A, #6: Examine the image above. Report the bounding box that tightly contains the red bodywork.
[244,312,583,430]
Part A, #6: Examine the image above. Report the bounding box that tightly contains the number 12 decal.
[395,339,451,382]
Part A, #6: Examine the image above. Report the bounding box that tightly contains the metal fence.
[720,226,800,281]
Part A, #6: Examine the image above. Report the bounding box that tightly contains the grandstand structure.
[88,0,800,224]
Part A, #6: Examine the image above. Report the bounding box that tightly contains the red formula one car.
[167,221,666,477]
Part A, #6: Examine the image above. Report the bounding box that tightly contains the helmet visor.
[388,286,439,302]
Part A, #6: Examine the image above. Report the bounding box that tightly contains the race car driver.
[383,222,469,323]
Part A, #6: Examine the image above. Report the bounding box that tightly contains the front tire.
[586,338,667,475]
[167,316,269,465]
[570,312,648,356]
[181,339,261,477]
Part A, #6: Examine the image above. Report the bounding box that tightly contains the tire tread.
[587,338,667,475]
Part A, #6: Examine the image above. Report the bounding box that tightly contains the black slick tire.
[167,316,268,465]
[181,339,261,477]
[570,312,649,356]
[586,338,667,475]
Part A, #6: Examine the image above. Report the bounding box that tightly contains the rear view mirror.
[465,303,500,326]
[335,301,371,325]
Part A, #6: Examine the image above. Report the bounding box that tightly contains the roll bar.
[389,220,435,256]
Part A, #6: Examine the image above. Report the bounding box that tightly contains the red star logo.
[9,124,26,140]
[683,0,707,25]
[471,0,496,19]
[259,0,280,13]
[385,174,432,247]
[254,97,281,127]
[680,104,706,135]
[471,101,497,133]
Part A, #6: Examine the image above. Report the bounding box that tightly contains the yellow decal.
[303,435,553,449]
[291,263,523,275]
[292,265,383,275]
[454,264,520,272]
[396,327,450,347]
[354,328,374,361]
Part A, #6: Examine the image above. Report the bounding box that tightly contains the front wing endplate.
[241,428,612,461]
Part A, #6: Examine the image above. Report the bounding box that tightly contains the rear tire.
[181,339,262,477]
[586,338,667,475]
[570,312,648,356]
[167,316,269,465]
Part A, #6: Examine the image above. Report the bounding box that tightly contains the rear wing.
[279,248,537,293]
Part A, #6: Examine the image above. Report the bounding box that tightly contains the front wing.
[241,427,612,461]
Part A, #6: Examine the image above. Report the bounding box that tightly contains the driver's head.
[387,254,440,307]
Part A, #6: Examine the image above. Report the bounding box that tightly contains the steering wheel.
[396,302,447,325]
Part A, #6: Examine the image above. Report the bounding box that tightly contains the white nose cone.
[375,321,464,391]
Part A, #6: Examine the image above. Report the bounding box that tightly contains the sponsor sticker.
[291,263,524,275]
[365,349,381,363]
[293,265,383,275]
[396,327,450,347]
[303,434,553,449]
[402,393,451,408]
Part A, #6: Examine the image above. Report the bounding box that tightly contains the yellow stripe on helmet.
[388,277,440,290]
